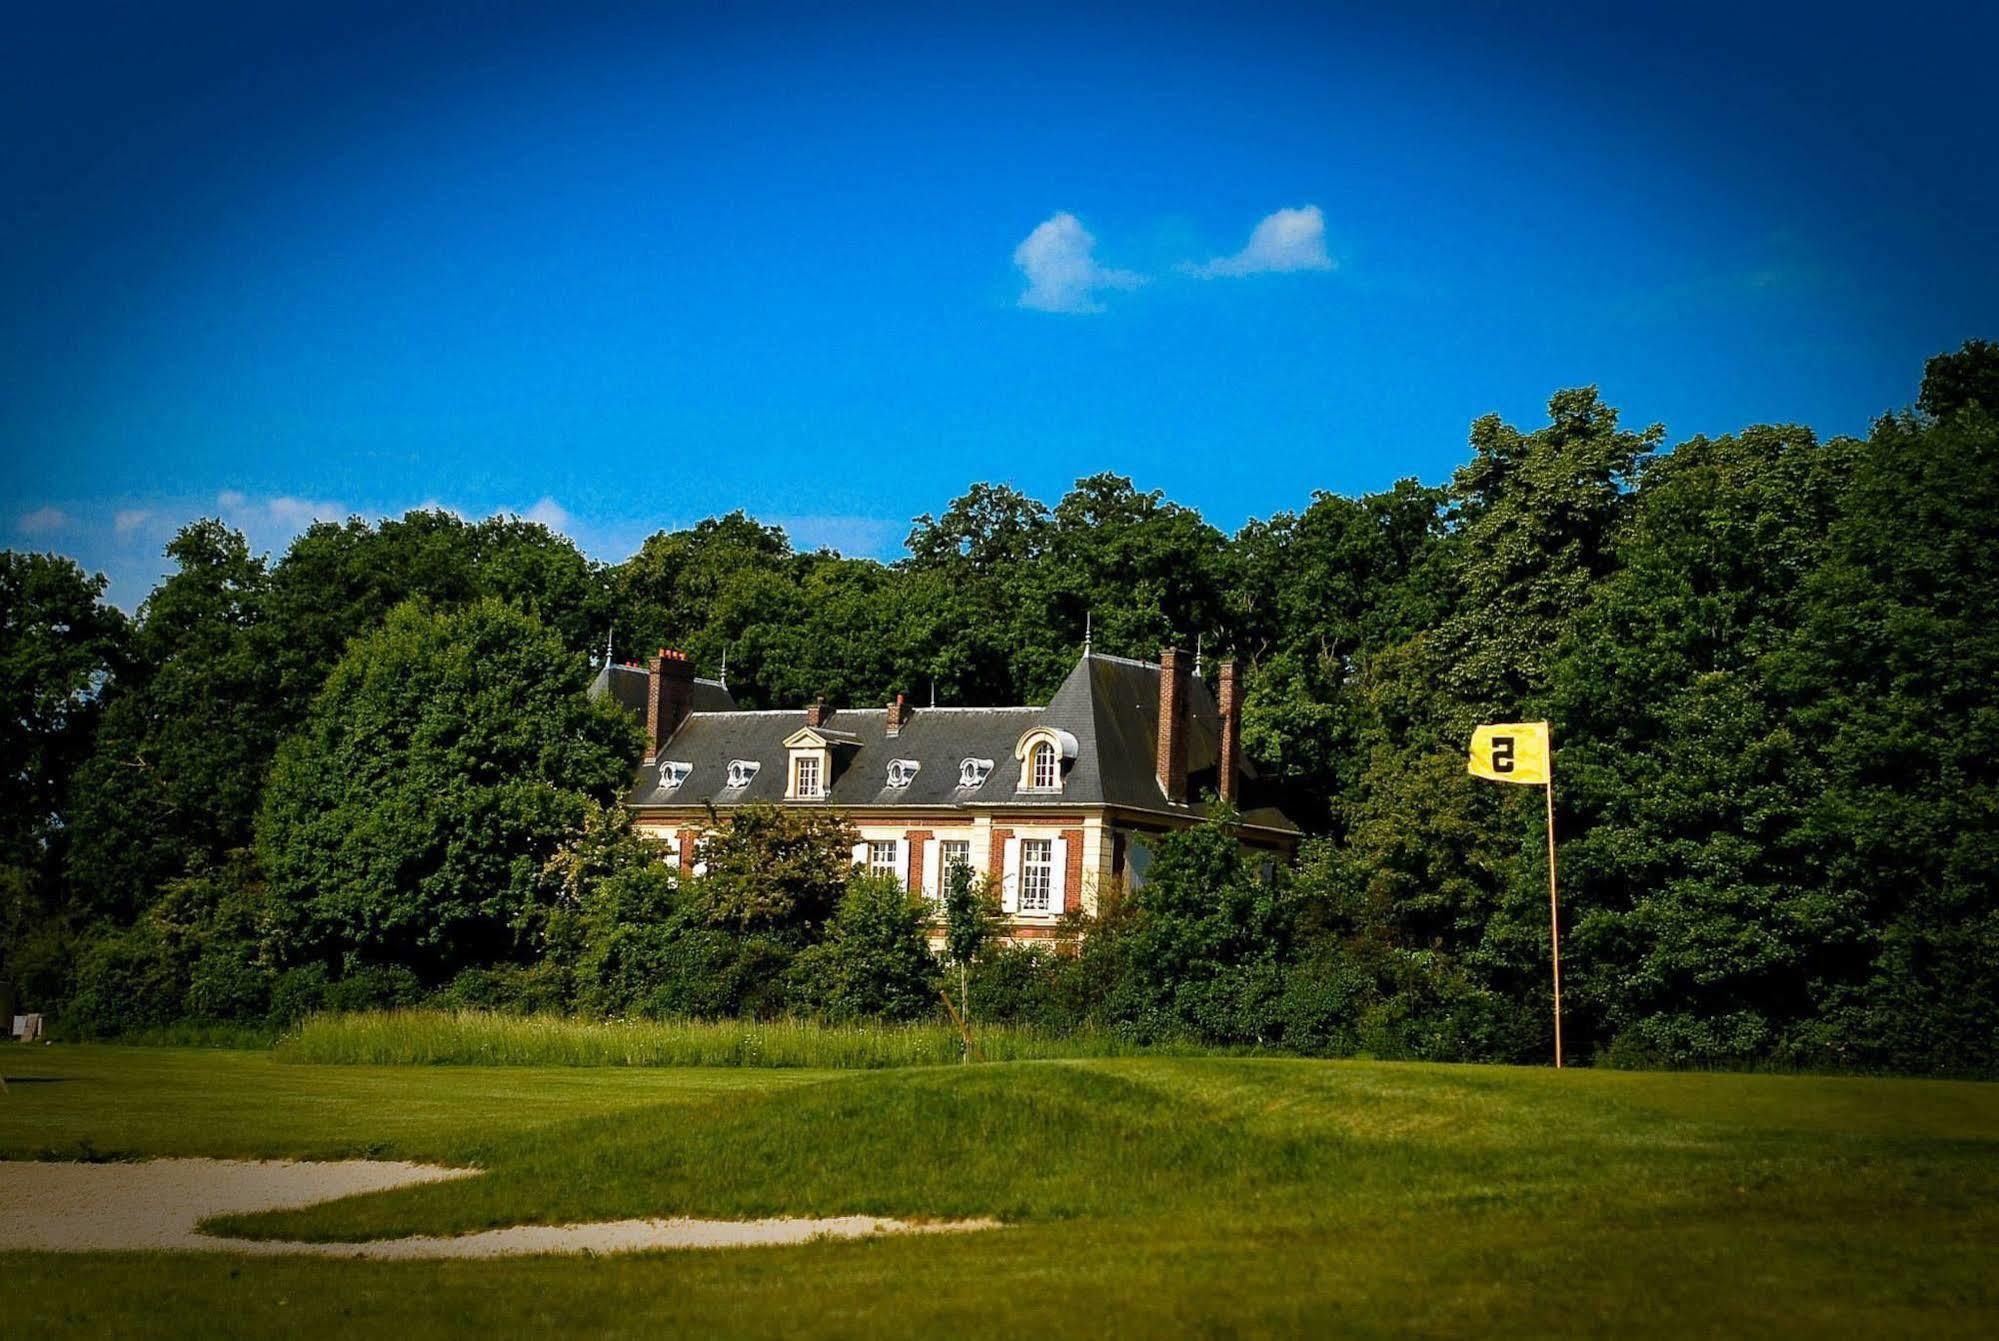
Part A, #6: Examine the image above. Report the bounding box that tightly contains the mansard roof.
[588,661,738,716]
[609,651,1299,836]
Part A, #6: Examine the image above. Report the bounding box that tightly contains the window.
[940,839,972,879]
[1030,741,1058,790]
[725,760,760,789]
[659,761,692,791]
[868,840,898,878]
[886,759,920,788]
[794,754,822,798]
[958,757,994,788]
[1019,838,1053,914]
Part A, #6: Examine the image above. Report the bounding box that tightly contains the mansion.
[591,646,1300,937]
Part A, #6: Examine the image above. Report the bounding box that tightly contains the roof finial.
[1083,610,1093,657]
[1195,632,1204,679]
[602,625,614,669]
[718,645,729,688]
[930,676,937,708]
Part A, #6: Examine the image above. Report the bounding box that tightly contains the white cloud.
[263,495,347,527]
[114,508,151,536]
[16,505,70,535]
[216,489,247,509]
[1188,205,1334,278]
[522,496,571,531]
[1013,212,1144,313]
[772,514,903,558]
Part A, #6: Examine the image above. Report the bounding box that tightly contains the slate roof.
[602,652,1300,836]
[588,662,738,716]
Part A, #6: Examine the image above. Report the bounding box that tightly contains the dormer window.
[1013,726,1078,793]
[725,760,760,789]
[886,759,921,788]
[958,757,994,789]
[1031,741,1058,789]
[793,754,823,799]
[659,761,692,792]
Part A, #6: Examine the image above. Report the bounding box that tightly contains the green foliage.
[941,861,996,970]
[257,598,643,981]
[692,801,857,939]
[788,874,941,1021]
[15,342,1998,1074]
[1917,337,1999,418]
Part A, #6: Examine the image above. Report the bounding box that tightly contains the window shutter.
[894,839,911,889]
[1001,837,1021,912]
[922,839,940,899]
[851,841,868,868]
[1049,837,1069,914]
[663,835,681,867]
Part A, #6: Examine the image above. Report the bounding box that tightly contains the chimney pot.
[806,697,829,728]
[886,692,911,736]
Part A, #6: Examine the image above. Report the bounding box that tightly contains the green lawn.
[3,1044,1995,1339]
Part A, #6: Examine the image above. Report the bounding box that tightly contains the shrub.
[787,874,940,1021]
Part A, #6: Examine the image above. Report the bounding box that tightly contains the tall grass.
[278,1009,1240,1069]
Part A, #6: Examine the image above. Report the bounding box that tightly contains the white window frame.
[725,759,760,789]
[886,759,920,788]
[1031,742,1058,790]
[793,754,823,799]
[867,839,899,879]
[659,761,692,792]
[958,757,993,789]
[1018,838,1054,915]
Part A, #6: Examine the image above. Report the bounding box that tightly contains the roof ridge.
[1085,651,1159,671]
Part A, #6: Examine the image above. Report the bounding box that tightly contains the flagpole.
[1544,755,1563,1070]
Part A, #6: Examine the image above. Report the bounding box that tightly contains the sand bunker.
[0,1158,998,1258]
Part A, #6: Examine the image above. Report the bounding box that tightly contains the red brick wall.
[989,827,1013,878]
[676,828,698,877]
[905,828,933,895]
[1059,827,1084,914]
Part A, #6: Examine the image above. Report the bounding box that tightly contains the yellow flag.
[1468,722,1551,785]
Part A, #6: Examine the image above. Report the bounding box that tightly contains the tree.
[1917,339,1999,419]
[941,860,997,1056]
[787,873,940,1021]
[0,552,128,890]
[257,598,643,981]
[65,521,277,921]
[692,802,857,941]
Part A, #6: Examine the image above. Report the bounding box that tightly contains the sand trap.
[0,1159,998,1258]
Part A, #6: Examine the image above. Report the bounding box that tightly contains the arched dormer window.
[958,757,994,789]
[1013,726,1078,793]
[659,761,692,792]
[1030,741,1058,789]
[725,760,760,789]
[886,759,920,788]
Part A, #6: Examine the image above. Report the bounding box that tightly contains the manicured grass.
[279,1008,1219,1069]
[0,1044,820,1162]
[4,1043,1995,1339]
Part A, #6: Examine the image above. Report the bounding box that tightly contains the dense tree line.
[0,342,1992,1073]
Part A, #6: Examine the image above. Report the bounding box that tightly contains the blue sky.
[4,1,1994,606]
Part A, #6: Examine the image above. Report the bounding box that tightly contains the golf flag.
[1468,721,1551,785]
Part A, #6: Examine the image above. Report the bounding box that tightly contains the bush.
[787,874,940,1021]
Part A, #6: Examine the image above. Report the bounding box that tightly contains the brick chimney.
[1216,658,1242,808]
[1157,646,1189,803]
[647,648,696,758]
[885,693,910,737]
[806,696,829,728]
